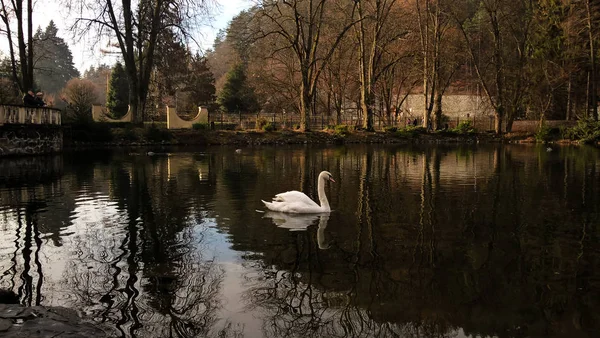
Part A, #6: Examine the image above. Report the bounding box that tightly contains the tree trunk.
[494,106,503,134]
[506,107,514,132]
[434,92,442,130]
[566,78,572,120]
[299,77,311,131]
[13,0,33,92]
[585,0,597,120]
[26,0,33,89]
[357,0,374,131]
[491,12,504,134]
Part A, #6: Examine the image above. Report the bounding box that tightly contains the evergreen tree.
[183,53,216,107]
[33,21,80,94]
[106,62,130,118]
[217,63,259,113]
[0,57,20,104]
[83,64,112,106]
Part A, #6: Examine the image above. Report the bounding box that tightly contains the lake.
[0,144,599,338]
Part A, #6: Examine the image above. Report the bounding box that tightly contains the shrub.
[333,124,350,136]
[62,78,98,123]
[120,126,139,141]
[535,124,551,142]
[395,126,425,138]
[256,117,268,130]
[453,120,476,134]
[145,123,172,142]
[68,121,113,143]
[562,118,600,143]
[384,126,398,133]
[262,122,276,132]
[192,122,209,130]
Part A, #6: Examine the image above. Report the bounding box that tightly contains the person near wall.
[22,90,38,106]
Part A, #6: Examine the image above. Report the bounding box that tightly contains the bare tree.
[254,0,359,131]
[415,0,457,130]
[0,0,34,93]
[354,0,406,131]
[66,0,214,123]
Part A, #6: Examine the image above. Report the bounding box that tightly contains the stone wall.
[0,125,62,156]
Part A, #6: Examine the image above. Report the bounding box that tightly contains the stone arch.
[92,104,133,123]
[167,106,208,129]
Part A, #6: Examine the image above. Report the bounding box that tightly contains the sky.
[3,0,252,73]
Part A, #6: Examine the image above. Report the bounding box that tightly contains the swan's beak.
[329,177,335,183]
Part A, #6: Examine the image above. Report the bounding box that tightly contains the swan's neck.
[317,175,330,211]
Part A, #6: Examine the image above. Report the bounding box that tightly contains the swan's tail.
[262,199,283,212]
[261,200,272,209]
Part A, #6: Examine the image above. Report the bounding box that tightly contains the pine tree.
[106,62,130,118]
[83,64,112,106]
[183,53,216,107]
[217,63,259,113]
[33,21,80,94]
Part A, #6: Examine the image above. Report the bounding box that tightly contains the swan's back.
[262,190,322,213]
[273,190,317,205]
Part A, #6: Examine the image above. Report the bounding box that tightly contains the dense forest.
[1,0,599,134]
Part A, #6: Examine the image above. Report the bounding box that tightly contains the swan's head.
[320,171,335,183]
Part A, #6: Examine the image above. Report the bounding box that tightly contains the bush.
[192,122,209,130]
[262,122,276,132]
[562,118,600,143]
[256,117,268,130]
[384,126,398,133]
[395,126,425,138]
[535,124,551,142]
[333,124,350,136]
[68,121,113,143]
[62,78,97,123]
[145,123,172,142]
[119,126,139,141]
[453,120,476,134]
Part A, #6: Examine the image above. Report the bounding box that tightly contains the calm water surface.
[0,144,599,338]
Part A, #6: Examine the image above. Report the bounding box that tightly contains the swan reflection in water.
[262,212,331,249]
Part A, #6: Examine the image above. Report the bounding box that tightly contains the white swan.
[262,171,335,213]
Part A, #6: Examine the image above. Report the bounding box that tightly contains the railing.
[0,105,62,126]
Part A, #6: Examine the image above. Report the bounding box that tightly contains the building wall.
[510,120,578,133]
[399,94,495,119]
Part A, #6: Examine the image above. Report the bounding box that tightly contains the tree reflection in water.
[0,152,245,338]
[1,146,600,338]
[239,145,600,338]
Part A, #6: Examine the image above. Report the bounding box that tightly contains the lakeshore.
[62,126,548,150]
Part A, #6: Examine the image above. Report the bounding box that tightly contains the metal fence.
[207,111,499,131]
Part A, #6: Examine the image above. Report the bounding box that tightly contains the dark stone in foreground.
[0,304,107,338]
[0,289,18,304]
